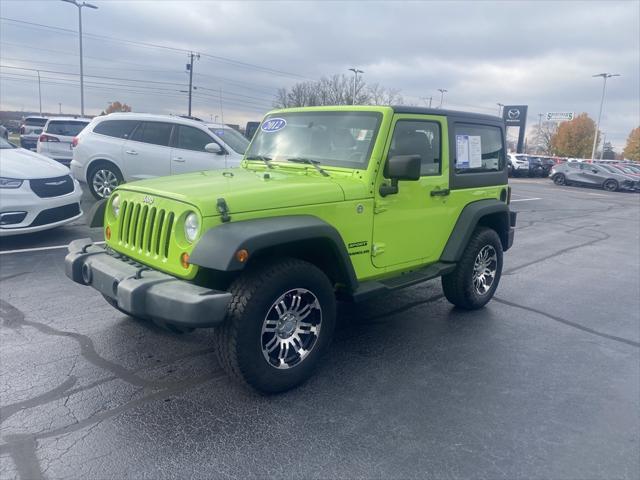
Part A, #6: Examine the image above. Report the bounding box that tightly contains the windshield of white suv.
[208,127,250,154]
[245,111,382,169]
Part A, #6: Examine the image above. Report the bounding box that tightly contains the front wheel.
[442,227,503,310]
[213,258,336,393]
[553,173,567,186]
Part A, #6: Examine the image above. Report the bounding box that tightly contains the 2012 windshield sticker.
[261,118,287,133]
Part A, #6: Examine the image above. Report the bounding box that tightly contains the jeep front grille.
[118,200,175,259]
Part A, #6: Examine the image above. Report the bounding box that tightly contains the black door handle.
[430,188,450,197]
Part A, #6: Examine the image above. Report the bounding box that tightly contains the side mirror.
[385,155,421,180]
[380,155,421,197]
[205,142,222,154]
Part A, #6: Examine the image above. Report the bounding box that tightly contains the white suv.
[37,117,91,165]
[507,153,530,177]
[70,113,250,199]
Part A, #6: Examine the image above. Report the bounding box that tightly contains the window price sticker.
[456,135,482,168]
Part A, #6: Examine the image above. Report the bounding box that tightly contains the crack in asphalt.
[494,298,640,348]
[0,346,218,425]
[0,299,160,388]
[0,377,78,422]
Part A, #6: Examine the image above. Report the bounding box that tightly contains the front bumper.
[0,180,83,236]
[65,239,232,328]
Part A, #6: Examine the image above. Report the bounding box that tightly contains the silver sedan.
[550,162,639,192]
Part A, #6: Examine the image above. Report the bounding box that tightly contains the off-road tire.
[442,227,503,310]
[213,258,336,393]
[88,162,123,200]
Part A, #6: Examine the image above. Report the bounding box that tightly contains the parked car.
[611,164,640,177]
[507,153,529,177]
[0,136,83,236]
[70,113,250,199]
[37,117,91,165]
[551,161,639,192]
[20,116,49,150]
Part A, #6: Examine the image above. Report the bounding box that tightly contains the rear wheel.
[442,227,503,310]
[603,179,618,192]
[88,162,123,199]
[213,258,336,393]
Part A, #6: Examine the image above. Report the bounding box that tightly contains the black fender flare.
[89,199,106,228]
[440,199,513,262]
[190,215,358,291]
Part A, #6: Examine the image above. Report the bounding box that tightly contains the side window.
[454,124,504,174]
[131,122,173,147]
[93,120,139,139]
[176,126,215,152]
[388,120,441,176]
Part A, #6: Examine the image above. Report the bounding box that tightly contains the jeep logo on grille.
[143,196,154,205]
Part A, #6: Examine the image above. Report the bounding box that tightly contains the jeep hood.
[117,168,367,217]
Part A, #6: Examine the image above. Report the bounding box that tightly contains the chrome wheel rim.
[554,174,565,185]
[261,288,322,369]
[604,181,616,191]
[93,169,119,198]
[473,245,498,295]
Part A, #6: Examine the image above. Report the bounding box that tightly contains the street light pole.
[348,68,363,105]
[37,70,42,115]
[61,0,98,117]
[186,52,200,116]
[437,88,447,108]
[590,72,620,161]
[497,103,504,116]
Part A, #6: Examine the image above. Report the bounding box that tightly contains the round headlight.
[184,212,199,243]
[111,194,120,217]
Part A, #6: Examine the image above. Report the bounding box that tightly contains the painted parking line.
[510,198,542,202]
[0,241,105,255]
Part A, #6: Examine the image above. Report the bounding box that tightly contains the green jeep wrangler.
[66,106,516,392]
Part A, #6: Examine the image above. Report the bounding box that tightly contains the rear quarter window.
[93,120,139,139]
[454,124,504,174]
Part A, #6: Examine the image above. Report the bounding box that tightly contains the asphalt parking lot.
[1,178,638,479]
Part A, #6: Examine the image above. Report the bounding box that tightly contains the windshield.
[245,111,382,169]
[0,137,16,149]
[208,127,250,154]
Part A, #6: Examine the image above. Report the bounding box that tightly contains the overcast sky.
[1,0,638,150]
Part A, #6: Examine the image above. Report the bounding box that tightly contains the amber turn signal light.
[180,252,190,269]
[105,225,111,240]
[235,249,249,263]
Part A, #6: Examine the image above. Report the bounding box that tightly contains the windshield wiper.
[245,155,274,169]
[286,157,330,177]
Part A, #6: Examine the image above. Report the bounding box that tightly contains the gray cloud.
[1,0,638,149]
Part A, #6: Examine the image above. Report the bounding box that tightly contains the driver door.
[371,115,452,268]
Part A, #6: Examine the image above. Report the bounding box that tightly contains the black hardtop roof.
[391,105,502,123]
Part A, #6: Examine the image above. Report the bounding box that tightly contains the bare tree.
[273,74,402,108]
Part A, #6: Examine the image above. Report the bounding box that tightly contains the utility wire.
[0,17,310,79]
